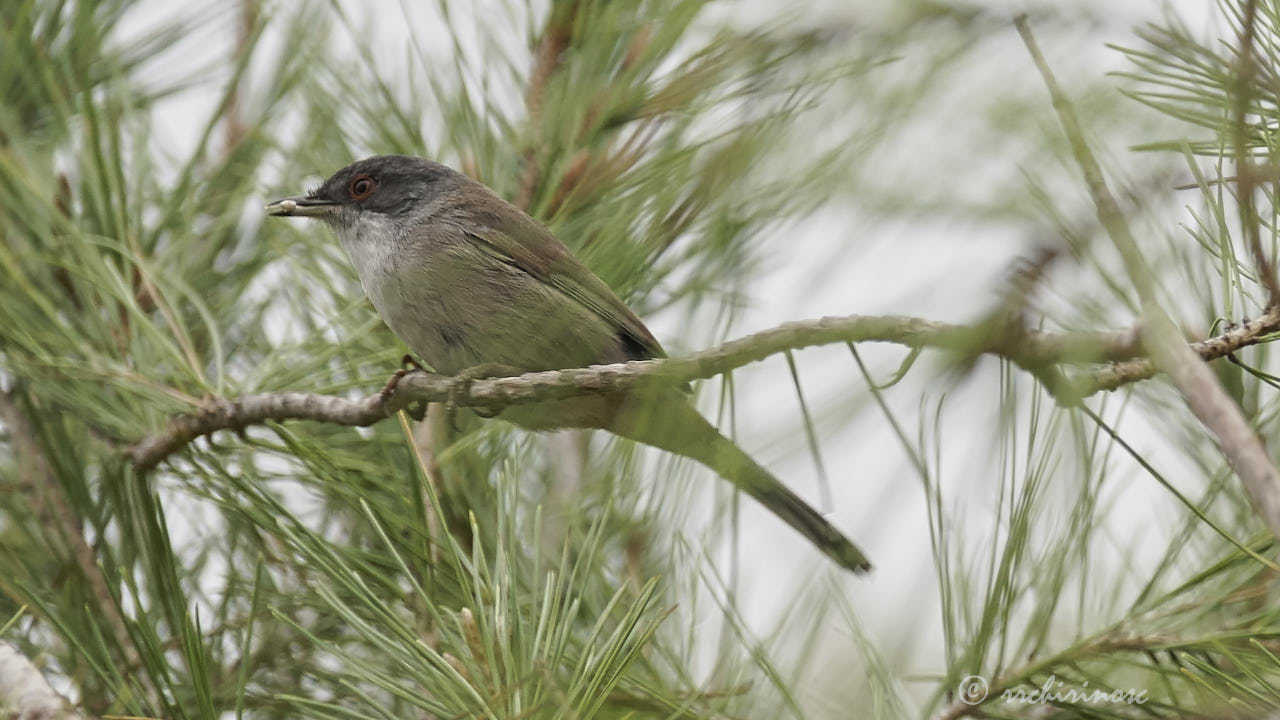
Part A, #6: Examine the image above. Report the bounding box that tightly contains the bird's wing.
[462,210,667,361]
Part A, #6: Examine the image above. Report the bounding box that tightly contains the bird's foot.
[381,355,430,420]
[447,363,524,431]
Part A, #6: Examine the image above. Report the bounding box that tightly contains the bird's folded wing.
[463,217,667,362]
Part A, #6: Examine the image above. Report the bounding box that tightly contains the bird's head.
[265,154,460,234]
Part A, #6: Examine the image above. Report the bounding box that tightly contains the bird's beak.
[264,196,337,218]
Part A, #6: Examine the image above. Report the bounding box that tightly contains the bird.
[266,154,871,573]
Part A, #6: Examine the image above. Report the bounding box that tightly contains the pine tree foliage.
[4,1,1280,719]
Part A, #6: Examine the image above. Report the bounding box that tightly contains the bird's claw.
[381,355,430,419]
[380,369,409,401]
[446,363,522,431]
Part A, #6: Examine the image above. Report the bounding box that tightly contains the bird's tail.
[608,397,872,574]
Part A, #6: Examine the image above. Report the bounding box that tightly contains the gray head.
[265,154,465,231]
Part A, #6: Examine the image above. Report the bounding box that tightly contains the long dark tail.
[608,398,872,574]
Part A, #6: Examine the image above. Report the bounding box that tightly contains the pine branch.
[1067,306,1280,395]
[1020,14,1280,539]
[126,309,1280,471]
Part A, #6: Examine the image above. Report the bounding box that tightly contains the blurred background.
[2,0,1277,717]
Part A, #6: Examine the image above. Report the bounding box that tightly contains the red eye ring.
[349,174,376,200]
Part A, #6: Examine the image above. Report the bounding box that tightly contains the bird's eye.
[349,175,376,200]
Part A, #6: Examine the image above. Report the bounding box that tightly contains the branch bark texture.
[127,310,1280,472]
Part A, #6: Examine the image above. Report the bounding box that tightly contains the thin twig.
[126,310,1280,472]
[1018,14,1280,539]
[398,412,441,570]
[1231,0,1280,307]
[1064,305,1280,397]
[514,4,575,211]
[223,0,258,153]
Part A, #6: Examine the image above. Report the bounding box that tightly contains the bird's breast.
[336,217,465,373]
[338,218,625,375]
